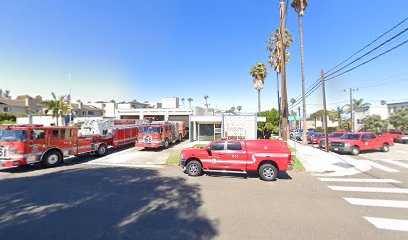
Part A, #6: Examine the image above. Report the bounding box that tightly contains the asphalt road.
[1,156,407,239]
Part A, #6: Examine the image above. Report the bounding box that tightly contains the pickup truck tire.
[41,150,62,168]
[164,139,169,148]
[259,163,278,181]
[96,144,108,157]
[179,134,182,142]
[381,143,390,152]
[186,160,202,176]
[351,146,360,155]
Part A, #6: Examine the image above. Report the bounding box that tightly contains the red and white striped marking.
[364,217,408,232]
[343,197,408,208]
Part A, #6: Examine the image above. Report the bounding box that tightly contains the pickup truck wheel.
[186,160,202,176]
[96,144,108,157]
[164,139,169,148]
[179,134,182,142]
[381,143,390,152]
[259,164,278,181]
[351,146,360,155]
[41,150,62,168]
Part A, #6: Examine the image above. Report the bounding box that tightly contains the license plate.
[334,147,339,151]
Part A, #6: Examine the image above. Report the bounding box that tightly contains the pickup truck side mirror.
[206,148,212,156]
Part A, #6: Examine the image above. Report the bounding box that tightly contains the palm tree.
[181,98,185,108]
[291,0,308,144]
[267,28,293,137]
[230,107,236,112]
[2,90,11,99]
[290,98,296,106]
[237,106,242,113]
[188,98,193,108]
[204,95,209,110]
[381,100,387,105]
[345,98,371,113]
[335,106,345,125]
[43,92,69,126]
[250,62,268,113]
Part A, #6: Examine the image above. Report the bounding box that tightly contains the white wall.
[162,97,179,108]
[17,116,65,126]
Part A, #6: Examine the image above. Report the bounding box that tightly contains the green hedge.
[0,113,16,122]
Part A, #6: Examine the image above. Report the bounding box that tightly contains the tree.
[237,106,242,113]
[344,98,371,113]
[290,98,296,106]
[389,109,408,131]
[230,107,235,112]
[266,27,293,138]
[309,109,324,128]
[43,92,69,126]
[1,90,11,99]
[250,62,268,113]
[257,108,280,139]
[77,99,83,103]
[188,98,193,108]
[361,115,388,132]
[35,95,43,103]
[181,98,185,108]
[381,100,387,105]
[110,99,115,103]
[292,0,308,144]
[204,95,209,110]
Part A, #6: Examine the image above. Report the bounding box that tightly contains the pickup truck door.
[218,141,248,171]
[368,133,381,148]
[207,141,226,169]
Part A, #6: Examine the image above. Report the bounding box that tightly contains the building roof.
[387,101,408,107]
[0,98,42,108]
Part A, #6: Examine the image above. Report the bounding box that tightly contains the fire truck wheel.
[41,150,62,168]
[178,134,182,142]
[259,163,278,181]
[96,144,108,157]
[164,139,169,148]
[186,160,202,176]
[351,146,360,155]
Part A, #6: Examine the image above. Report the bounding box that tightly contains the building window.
[357,119,362,124]
[3,107,10,112]
[88,111,94,115]
[82,111,86,115]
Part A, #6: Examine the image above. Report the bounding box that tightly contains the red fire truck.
[136,121,186,149]
[0,119,139,168]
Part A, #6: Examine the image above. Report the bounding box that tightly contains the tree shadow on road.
[0,167,218,240]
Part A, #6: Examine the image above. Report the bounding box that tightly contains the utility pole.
[277,73,282,138]
[344,88,357,132]
[321,70,329,152]
[298,106,301,129]
[279,1,289,143]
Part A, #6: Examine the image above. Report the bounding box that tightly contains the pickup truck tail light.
[288,154,293,165]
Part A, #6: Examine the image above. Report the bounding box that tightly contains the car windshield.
[0,130,28,142]
[340,134,360,140]
[139,127,161,134]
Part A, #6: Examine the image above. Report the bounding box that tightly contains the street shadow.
[204,171,292,181]
[0,167,218,240]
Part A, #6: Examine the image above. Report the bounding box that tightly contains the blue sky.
[0,0,407,113]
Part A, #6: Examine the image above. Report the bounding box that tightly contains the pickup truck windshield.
[0,130,28,142]
[340,134,360,140]
[139,127,161,134]
[329,133,344,138]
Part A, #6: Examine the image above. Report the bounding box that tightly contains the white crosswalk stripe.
[381,159,408,169]
[318,178,400,183]
[343,197,408,208]
[362,160,400,173]
[364,217,408,232]
[328,186,408,194]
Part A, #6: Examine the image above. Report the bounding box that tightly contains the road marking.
[381,159,408,169]
[318,178,400,183]
[364,217,408,232]
[84,162,164,168]
[362,160,400,173]
[395,150,408,154]
[344,198,408,208]
[328,186,408,193]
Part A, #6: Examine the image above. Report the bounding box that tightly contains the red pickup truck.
[382,130,405,143]
[180,140,292,181]
[329,132,393,155]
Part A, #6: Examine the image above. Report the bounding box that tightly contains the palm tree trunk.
[258,89,261,113]
[298,14,307,145]
[277,73,281,137]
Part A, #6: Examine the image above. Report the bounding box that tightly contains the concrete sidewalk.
[288,140,372,177]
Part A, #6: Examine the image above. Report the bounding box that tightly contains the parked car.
[382,130,405,143]
[402,134,408,144]
[329,132,394,155]
[306,132,322,144]
[318,131,348,148]
[180,139,292,181]
[309,132,325,144]
[290,129,302,139]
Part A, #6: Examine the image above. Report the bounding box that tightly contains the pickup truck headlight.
[344,143,351,148]
[180,153,185,159]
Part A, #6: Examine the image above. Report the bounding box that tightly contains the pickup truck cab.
[180,140,292,181]
[402,134,408,144]
[330,132,393,155]
[318,131,348,148]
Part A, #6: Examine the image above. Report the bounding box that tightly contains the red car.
[180,139,292,181]
[330,132,393,155]
[318,131,348,148]
[382,130,405,143]
[309,132,325,144]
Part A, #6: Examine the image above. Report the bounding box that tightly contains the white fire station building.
[117,97,266,141]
